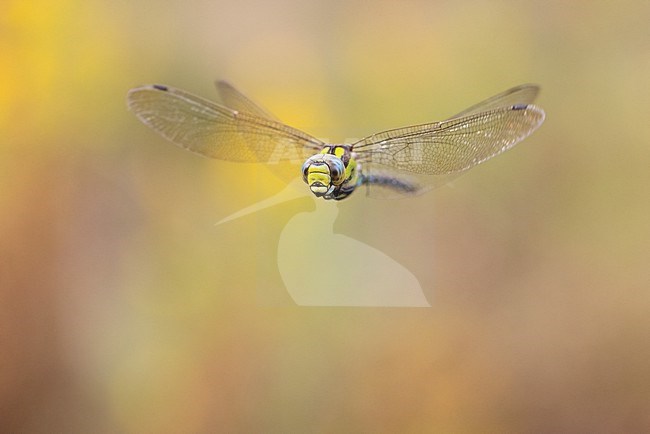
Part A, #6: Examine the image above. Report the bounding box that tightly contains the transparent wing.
[214,80,279,121]
[353,101,545,197]
[127,84,324,163]
[448,84,539,119]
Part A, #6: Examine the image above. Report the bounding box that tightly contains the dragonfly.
[127,81,545,200]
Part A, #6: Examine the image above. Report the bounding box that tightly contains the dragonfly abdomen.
[359,173,419,194]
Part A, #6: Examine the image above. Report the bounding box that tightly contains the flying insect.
[127,81,545,200]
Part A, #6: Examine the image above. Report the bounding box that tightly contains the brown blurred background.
[2,0,650,432]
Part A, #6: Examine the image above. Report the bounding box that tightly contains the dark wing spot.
[511,104,528,110]
[152,84,168,91]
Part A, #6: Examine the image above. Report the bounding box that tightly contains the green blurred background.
[2,0,650,432]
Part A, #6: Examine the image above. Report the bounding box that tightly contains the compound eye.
[301,161,311,183]
[329,159,346,185]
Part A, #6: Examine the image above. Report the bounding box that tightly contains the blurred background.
[2,0,650,431]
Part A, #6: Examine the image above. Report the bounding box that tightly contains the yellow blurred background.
[2,0,649,431]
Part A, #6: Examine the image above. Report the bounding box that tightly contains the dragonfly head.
[301,154,346,197]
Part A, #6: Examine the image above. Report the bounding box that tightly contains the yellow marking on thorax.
[345,156,357,183]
